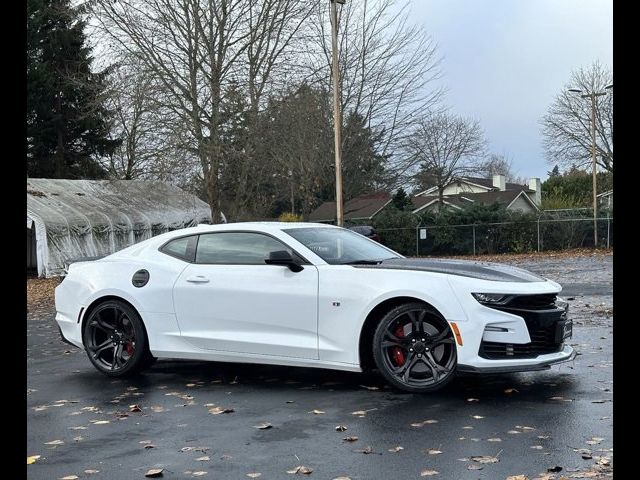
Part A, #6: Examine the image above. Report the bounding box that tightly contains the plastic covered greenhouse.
[27,178,214,277]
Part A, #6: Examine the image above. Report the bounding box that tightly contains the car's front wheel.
[372,302,457,393]
[83,300,154,377]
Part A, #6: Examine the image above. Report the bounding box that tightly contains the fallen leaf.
[507,430,521,434]
[470,455,499,464]
[487,438,502,442]
[332,477,351,480]
[192,472,207,477]
[69,426,87,430]
[531,445,544,450]
[388,446,404,452]
[343,436,359,442]
[581,454,593,460]
[254,422,273,430]
[144,445,155,449]
[196,456,210,462]
[504,388,519,394]
[91,420,110,425]
[309,409,325,415]
[84,470,100,474]
[335,425,347,432]
[547,466,563,472]
[517,426,536,431]
[359,385,380,390]
[59,476,79,480]
[411,419,439,427]
[506,476,527,480]
[208,407,234,415]
[247,474,262,478]
[287,465,313,475]
[27,455,41,465]
[151,406,166,413]
[466,398,479,402]
[462,426,473,430]
[186,383,196,387]
[420,470,439,476]
[471,415,485,419]
[286,400,295,404]
[467,464,483,470]
[537,435,550,439]
[427,449,443,455]
[548,396,573,402]
[140,440,153,444]
[354,446,373,454]
[129,404,142,413]
[145,468,164,478]
[45,440,64,446]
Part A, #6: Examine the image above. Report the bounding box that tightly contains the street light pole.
[330,0,345,226]
[568,85,612,248]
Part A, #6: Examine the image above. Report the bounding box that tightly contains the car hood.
[354,258,546,283]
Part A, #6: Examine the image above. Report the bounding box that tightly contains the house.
[597,190,613,210]
[411,174,540,214]
[307,192,391,223]
[27,178,214,277]
[307,175,542,223]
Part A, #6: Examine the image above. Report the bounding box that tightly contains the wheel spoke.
[421,351,449,381]
[90,340,114,358]
[112,344,124,370]
[408,310,426,335]
[90,313,114,333]
[428,329,455,347]
[401,355,419,383]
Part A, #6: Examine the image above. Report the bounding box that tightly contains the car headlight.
[472,293,511,305]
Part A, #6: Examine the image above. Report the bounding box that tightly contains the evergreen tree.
[392,188,413,211]
[548,165,560,177]
[27,0,118,178]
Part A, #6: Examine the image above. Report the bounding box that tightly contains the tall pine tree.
[27,0,118,178]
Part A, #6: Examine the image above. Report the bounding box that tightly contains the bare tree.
[541,61,613,173]
[404,111,486,201]
[304,0,443,184]
[92,0,310,222]
[477,153,523,183]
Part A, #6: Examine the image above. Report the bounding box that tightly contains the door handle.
[186,275,210,284]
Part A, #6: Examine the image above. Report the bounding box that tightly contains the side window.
[160,235,198,262]
[195,232,294,265]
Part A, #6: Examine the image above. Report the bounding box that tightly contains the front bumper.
[458,345,576,374]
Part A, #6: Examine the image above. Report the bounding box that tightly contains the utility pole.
[330,0,345,226]
[568,84,612,248]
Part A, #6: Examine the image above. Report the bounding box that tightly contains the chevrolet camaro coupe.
[55,222,575,392]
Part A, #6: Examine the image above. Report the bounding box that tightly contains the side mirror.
[265,250,304,272]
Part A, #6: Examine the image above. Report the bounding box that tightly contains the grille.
[479,294,566,359]
[504,293,557,310]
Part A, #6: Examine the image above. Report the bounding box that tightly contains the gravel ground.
[27,252,613,480]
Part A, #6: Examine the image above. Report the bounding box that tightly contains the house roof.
[308,192,392,222]
[411,190,539,213]
[417,176,533,196]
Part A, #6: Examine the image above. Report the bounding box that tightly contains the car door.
[172,231,319,359]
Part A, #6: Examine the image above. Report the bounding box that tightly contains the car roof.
[193,222,339,232]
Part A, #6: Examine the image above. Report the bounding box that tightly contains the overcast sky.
[407,0,612,181]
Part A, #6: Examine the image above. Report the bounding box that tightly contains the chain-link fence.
[376,217,613,257]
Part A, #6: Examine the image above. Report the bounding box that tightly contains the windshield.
[283,227,401,265]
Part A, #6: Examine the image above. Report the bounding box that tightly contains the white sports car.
[55,222,575,392]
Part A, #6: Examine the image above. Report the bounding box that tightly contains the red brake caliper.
[391,325,406,366]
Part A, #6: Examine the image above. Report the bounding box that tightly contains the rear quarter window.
[159,235,198,262]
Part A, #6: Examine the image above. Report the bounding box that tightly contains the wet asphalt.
[27,255,613,480]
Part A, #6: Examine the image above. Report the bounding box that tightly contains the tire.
[82,299,154,377]
[372,302,457,393]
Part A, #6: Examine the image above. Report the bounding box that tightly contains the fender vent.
[132,269,150,287]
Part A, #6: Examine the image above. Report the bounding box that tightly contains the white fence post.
[472,224,476,256]
[537,218,541,252]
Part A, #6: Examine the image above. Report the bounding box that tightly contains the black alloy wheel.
[372,302,457,392]
[83,300,154,377]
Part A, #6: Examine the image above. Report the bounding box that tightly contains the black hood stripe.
[353,258,545,283]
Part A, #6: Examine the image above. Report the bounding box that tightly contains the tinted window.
[284,227,399,265]
[160,235,198,262]
[196,232,294,265]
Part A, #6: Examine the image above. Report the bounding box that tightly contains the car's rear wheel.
[372,302,457,393]
[83,300,154,377]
